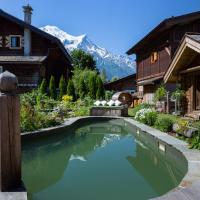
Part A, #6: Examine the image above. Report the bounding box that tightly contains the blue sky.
[0,0,199,55]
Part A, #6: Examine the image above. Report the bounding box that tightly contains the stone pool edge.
[21,116,200,200]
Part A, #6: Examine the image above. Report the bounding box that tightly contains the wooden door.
[195,77,200,110]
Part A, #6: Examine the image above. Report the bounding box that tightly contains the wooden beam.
[180,65,200,74]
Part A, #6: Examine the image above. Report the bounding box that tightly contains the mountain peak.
[40,25,135,79]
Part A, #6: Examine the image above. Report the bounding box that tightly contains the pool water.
[22,119,187,200]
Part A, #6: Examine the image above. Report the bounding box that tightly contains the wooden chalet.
[104,73,136,93]
[127,11,200,104]
[164,34,200,118]
[0,5,72,93]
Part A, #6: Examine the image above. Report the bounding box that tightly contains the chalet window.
[9,35,22,49]
[150,52,158,64]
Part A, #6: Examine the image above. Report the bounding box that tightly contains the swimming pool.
[22,118,187,200]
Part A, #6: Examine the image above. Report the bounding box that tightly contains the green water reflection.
[22,119,187,200]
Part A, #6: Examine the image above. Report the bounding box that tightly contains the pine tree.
[49,75,56,99]
[100,68,107,83]
[96,76,105,100]
[58,75,67,100]
[39,78,47,94]
[67,79,76,101]
[78,76,87,99]
[88,74,96,99]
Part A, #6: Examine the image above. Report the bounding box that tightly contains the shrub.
[96,76,105,99]
[189,135,200,149]
[105,90,114,100]
[145,111,158,126]
[175,119,191,134]
[20,90,62,132]
[135,108,157,126]
[154,85,167,102]
[88,74,97,99]
[58,75,67,100]
[155,116,174,132]
[49,75,56,99]
[39,78,47,94]
[129,103,152,117]
[67,79,76,101]
[78,76,87,99]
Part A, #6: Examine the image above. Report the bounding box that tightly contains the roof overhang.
[0,56,47,64]
[137,76,163,86]
[164,34,200,83]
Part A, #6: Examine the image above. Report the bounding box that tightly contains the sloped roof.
[0,9,72,63]
[164,33,200,83]
[104,73,136,86]
[127,11,200,55]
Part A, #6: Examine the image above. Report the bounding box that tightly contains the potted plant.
[154,84,167,112]
[171,85,185,115]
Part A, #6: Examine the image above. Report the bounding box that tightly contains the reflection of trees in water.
[22,119,127,197]
[127,133,187,196]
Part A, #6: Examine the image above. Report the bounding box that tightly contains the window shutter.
[21,36,24,47]
[5,36,10,47]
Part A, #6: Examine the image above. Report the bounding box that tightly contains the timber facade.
[127,11,200,104]
[104,74,136,93]
[0,6,72,93]
[164,34,200,118]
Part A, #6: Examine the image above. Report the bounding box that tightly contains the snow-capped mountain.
[41,25,135,80]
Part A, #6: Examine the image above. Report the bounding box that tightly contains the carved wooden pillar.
[0,71,21,191]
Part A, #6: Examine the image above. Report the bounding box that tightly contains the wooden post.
[0,71,21,191]
[166,91,170,114]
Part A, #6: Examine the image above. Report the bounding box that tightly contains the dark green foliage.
[49,75,56,99]
[189,134,200,149]
[96,76,105,99]
[155,116,174,132]
[105,90,114,100]
[67,79,76,101]
[129,103,153,117]
[144,111,158,126]
[78,77,87,99]
[100,68,107,83]
[39,78,47,94]
[154,84,167,102]
[88,74,97,99]
[71,49,97,71]
[111,76,119,82]
[189,124,200,149]
[58,75,67,100]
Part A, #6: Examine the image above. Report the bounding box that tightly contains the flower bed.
[129,104,200,150]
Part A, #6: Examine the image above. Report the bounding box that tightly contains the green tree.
[49,75,56,99]
[67,79,76,101]
[78,76,87,99]
[111,76,119,82]
[39,78,47,94]
[100,68,107,83]
[96,76,105,99]
[154,84,167,102]
[71,49,97,71]
[88,74,97,99]
[58,75,67,100]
